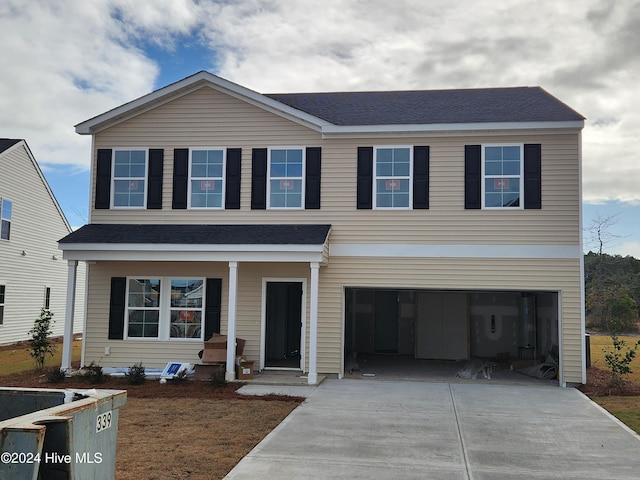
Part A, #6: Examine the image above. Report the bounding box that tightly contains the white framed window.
[0,285,5,325]
[1,198,12,240]
[125,277,205,341]
[268,147,304,209]
[126,278,161,338]
[482,144,523,209]
[374,146,412,209]
[112,149,147,208]
[189,149,225,208]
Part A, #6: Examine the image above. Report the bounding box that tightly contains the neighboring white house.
[0,139,84,345]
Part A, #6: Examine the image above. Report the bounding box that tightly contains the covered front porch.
[58,224,331,385]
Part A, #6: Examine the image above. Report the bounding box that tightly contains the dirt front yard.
[0,371,303,479]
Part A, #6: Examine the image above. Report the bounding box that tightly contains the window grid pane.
[127,279,160,338]
[375,147,411,208]
[269,149,303,208]
[190,150,224,208]
[113,150,146,207]
[484,146,521,209]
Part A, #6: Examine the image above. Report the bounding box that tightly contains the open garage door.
[344,288,559,383]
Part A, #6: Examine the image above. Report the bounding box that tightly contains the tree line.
[585,252,640,332]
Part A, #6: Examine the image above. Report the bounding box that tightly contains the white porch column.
[61,260,78,372]
[308,262,320,385]
[226,261,239,381]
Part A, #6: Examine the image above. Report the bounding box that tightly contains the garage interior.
[344,288,560,383]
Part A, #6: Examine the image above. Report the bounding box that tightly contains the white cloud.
[1,0,639,211]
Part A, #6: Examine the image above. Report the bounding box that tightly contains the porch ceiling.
[58,224,331,264]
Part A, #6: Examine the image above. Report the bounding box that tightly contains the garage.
[344,288,559,383]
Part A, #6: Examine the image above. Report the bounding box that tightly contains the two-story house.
[1,138,84,345]
[58,72,585,386]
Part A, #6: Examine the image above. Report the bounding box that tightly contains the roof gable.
[75,71,584,135]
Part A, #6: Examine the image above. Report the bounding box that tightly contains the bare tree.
[585,213,625,255]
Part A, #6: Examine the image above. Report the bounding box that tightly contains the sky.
[1,0,639,257]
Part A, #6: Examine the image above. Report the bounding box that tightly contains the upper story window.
[374,147,412,209]
[190,149,225,208]
[112,149,147,208]
[268,148,304,209]
[483,145,523,209]
[1,198,12,240]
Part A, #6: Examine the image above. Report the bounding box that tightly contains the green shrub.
[28,309,56,369]
[80,362,106,384]
[603,318,640,388]
[209,371,227,388]
[125,362,146,385]
[172,368,190,385]
[44,366,66,384]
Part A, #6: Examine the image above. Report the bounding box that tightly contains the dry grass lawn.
[0,345,303,480]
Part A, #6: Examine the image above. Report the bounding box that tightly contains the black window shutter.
[108,277,126,340]
[305,147,322,209]
[251,148,267,210]
[413,146,430,209]
[357,147,373,209]
[225,148,242,209]
[95,149,112,209]
[524,144,542,209]
[147,149,164,209]
[172,148,189,209]
[204,278,222,340]
[464,145,482,209]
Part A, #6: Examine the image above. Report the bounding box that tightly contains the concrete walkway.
[227,379,640,479]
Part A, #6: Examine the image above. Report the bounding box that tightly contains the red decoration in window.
[494,179,509,189]
[386,180,400,190]
[201,180,215,191]
[128,180,138,190]
[280,180,294,190]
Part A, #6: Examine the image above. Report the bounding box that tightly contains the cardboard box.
[194,363,224,381]
[236,360,254,380]
[202,334,245,364]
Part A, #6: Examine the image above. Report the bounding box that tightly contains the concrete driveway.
[226,379,640,479]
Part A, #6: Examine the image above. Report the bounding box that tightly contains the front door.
[265,281,303,369]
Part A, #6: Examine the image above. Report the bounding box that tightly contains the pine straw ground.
[0,369,303,480]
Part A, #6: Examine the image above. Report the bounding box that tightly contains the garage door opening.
[344,288,559,383]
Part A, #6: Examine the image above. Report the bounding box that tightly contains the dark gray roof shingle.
[0,138,22,154]
[266,87,584,126]
[59,224,331,245]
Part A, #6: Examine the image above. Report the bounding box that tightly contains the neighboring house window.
[127,278,161,338]
[268,148,304,208]
[44,287,51,309]
[112,149,147,207]
[483,144,523,209]
[125,277,205,341]
[0,285,5,325]
[1,198,12,240]
[190,149,225,208]
[374,147,412,209]
[169,279,204,339]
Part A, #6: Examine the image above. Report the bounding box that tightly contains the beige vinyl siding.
[85,256,582,383]
[0,142,85,344]
[85,261,228,368]
[90,86,581,247]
